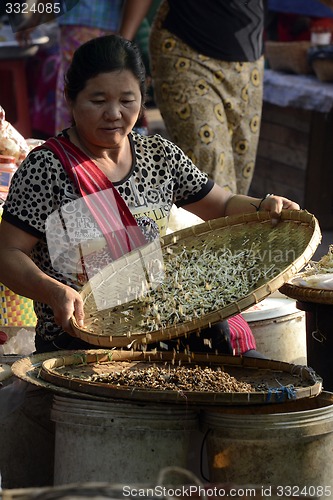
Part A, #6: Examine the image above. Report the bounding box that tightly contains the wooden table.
[250,69,333,229]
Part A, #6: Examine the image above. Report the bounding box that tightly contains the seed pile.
[133,243,273,332]
[304,244,333,275]
[89,365,256,393]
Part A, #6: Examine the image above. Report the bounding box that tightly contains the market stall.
[249,68,333,229]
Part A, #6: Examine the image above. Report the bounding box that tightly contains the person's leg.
[230,57,264,195]
[150,7,264,195]
[149,3,237,192]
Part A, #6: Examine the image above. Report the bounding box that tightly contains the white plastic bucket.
[200,392,333,488]
[0,354,25,385]
[242,295,307,364]
[51,395,199,485]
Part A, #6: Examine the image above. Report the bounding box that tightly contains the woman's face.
[68,70,142,149]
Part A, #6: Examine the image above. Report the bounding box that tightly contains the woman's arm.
[119,0,154,40]
[0,221,84,333]
[183,184,300,223]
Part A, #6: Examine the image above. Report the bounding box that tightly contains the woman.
[0,35,299,355]
[0,36,301,489]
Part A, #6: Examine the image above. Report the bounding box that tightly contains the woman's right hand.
[0,221,85,335]
[48,283,85,335]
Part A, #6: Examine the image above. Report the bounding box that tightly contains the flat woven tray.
[11,351,112,401]
[37,349,322,406]
[280,276,333,305]
[71,210,321,348]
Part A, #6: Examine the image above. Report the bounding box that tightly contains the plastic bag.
[1,328,35,355]
[291,272,333,290]
[0,106,30,166]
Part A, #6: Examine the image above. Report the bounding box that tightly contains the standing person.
[16,0,124,134]
[120,0,265,195]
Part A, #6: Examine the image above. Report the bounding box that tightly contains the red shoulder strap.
[37,136,146,259]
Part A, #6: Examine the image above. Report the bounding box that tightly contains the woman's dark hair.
[64,35,147,104]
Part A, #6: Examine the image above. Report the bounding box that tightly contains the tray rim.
[11,350,112,401]
[38,350,323,406]
[280,278,333,305]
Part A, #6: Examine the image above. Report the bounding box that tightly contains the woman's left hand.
[183,185,301,222]
[259,194,300,225]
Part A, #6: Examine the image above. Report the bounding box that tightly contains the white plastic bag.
[1,328,35,355]
[0,106,30,165]
[291,273,333,290]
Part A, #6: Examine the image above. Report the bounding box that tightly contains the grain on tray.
[113,242,274,333]
[302,244,333,275]
[88,365,256,393]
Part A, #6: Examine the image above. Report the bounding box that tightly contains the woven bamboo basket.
[37,350,322,405]
[280,276,333,305]
[308,45,333,82]
[312,59,333,81]
[265,40,312,74]
[70,210,320,348]
[11,350,111,401]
